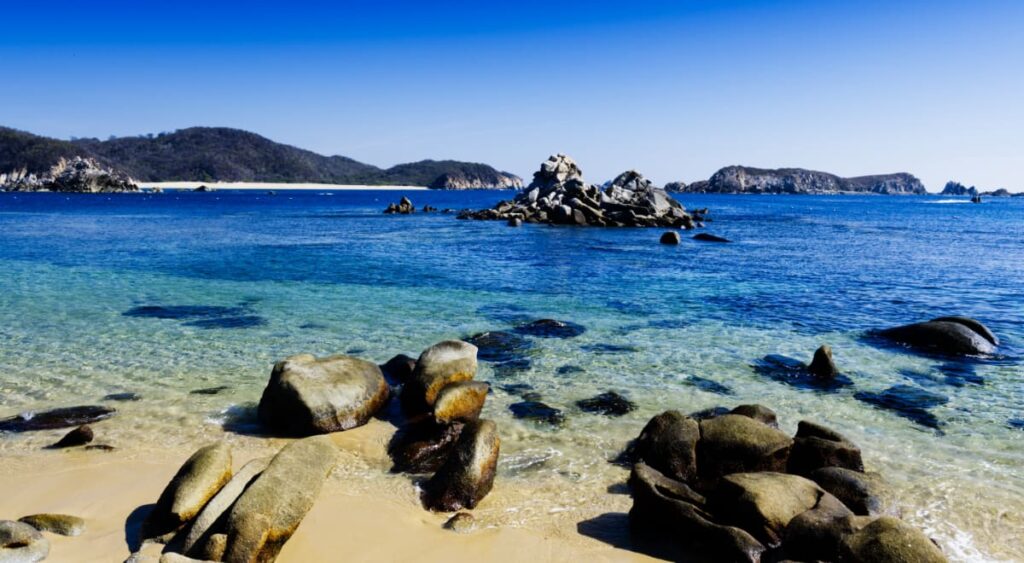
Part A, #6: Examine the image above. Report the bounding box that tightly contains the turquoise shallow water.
[0,191,1022,560]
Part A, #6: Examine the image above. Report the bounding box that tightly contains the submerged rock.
[576,391,637,416]
[18,513,86,537]
[876,317,997,356]
[854,385,948,429]
[0,405,115,433]
[258,353,390,435]
[693,233,731,243]
[46,425,94,449]
[512,319,586,339]
[103,392,142,402]
[142,442,233,541]
[753,352,853,392]
[683,376,735,396]
[0,520,49,562]
[422,419,500,511]
[464,331,533,364]
[403,340,478,412]
[221,436,337,562]
[509,401,565,426]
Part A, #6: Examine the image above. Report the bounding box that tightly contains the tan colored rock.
[698,414,793,480]
[713,472,824,547]
[404,340,478,411]
[434,382,489,423]
[160,553,217,563]
[142,442,233,540]
[840,516,947,562]
[422,419,499,511]
[183,457,271,555]
[222,435,338,563]
[258,354,390,436]
[18,513,86,536]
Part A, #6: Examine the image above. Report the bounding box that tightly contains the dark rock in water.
[476,303,532,325]
[1008,418,1024,430]
[711,472,825,547]
[85,444,115,452]
[693,233,731,243]
[0,405,115,433]
[194,184,213,192]
[556,365,584,375]
[464,331,533,363]
[0,520,50,562]
[123,305,245,320]
[576,391,636,417]
[182,315,266,329]
[632,410,700,483]
[422,419,500,511]
[628,462,766,562]
[346,347,367,355]
[498,383,533,396]
[752,354,853,392]
[509,401,565,426]
[935,362,984,386]
[47,425,94,449]
[507,217,523,227]
[513,319,586,339]
[388,421,466,473]
[698,415,794,481]
[690,406,731,420]
[808,345,839,380]
[580,343,639,354]
[839,516,947,563]
[102,392,141,402]
[380,354,417,385]
[384,196,415,214]
[258,354,390,435]
[788,421,865,475]
[684,376,735,396]
[729,404,778,428]
[875,317,997,356]
[298,322,327,329]
[190,386,230,395]
[660,231,680,245]
[854,385,948,429]
[489,357,533,378]
[811,467,889,516]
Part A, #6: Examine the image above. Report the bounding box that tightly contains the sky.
[1,0,1022,191]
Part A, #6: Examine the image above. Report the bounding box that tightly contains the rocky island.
[676,166,926,195]
[0,157,138,193]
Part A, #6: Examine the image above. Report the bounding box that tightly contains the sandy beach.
[138,181,428,191]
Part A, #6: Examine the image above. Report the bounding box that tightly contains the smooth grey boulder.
[877,317,997,355]
[222,435,338,563]
[422,419,500,511]
[787,420,864,476]
[840,516,948,562]
[403,340,478,412]
[632,410,700,483]
[433,381,489,423]
[712,472,825,547]
[810,467,890,516]
[142,442,233,541]
[258,354,390,435]
[698,414,794,480]
[0,520,49,562]
[18,513,86,536]
[182,457,271,555]
[628,462,765,563]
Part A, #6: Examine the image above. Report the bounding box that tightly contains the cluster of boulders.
[458,154,705,227]
[0,514,86,562]
[135,438,336,562]
[383,197,437,214]
[0,157,139,193]
[384,341,500,513]
[624,405,947,562]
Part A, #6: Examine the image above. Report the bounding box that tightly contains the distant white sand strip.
[139,181,428,191]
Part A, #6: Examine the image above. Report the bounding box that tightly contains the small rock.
[807,345,838,380]
[0,520,49,562]
[189,386,230,396]
[85,444,115,452]
[434,382,490,423]
[442,512,476,533]
[576,391,636,416]
[47,425,94,449]
[103,392,142,402]
[18,513,86,536]
[854,385,948,429]
[160,553,216,563]
[659,231,680,245]
[422,419,500,511]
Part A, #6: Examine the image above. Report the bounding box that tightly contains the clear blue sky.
[2,0,1022,191]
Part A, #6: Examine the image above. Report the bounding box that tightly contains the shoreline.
[138,181,429,191]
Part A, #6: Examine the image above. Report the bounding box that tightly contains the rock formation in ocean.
[874,316,998,356]
[678,166,926,195]
[459,155,703,227]
[428,169,523,190]
[0,156,138,192]
[663,181,688,192]
[940,181,978,196]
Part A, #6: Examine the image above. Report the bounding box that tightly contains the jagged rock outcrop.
[1,156,138,192]
[428,170,523,190]
[663,181,688,192]
[384,196,416,214]
[676,166,926,195]
[940,181,978,196]
[458,155,701,227]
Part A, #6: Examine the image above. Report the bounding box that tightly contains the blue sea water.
[0,190,1022,560]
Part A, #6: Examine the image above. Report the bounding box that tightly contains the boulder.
[258,354,390,435]
[380,354,416,385]
[810,467,889,516]
[782,492,860,561]
[0,520,49,563]
[47,424,94,448]
[388,420,466,474]
[876,317,997,355]
[807,345,838,379]
[576,391,636,417]
[840,516,947,562]
[729,404,778,427]
[403,341,478,412]
[142,442,233,541]
[632,411,700,483]
[712,472,825,547]
[0,405,115,432]
[222,436,338,563]
[17,513,86,536]
[628,463,765,562]
[659,231,680,245]
[433,382,489,423]
[182,457,271,556]
[422,419,500,511]
[788,420,864,475]
[698,415,794,480]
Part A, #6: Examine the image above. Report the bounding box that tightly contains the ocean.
[0,190,1021,560]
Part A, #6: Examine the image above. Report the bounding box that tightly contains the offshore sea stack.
[0,156,138,193]
[458,154,702,227]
